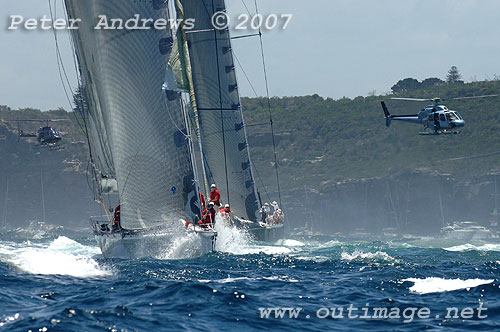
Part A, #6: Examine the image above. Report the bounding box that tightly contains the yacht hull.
[248,224,285,243]
[94,226,216,259]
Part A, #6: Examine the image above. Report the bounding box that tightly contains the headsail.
[178,0,260,221]
[65,0,200,229]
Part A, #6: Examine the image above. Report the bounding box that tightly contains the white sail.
[65,0,201,229]
[178,0,260,221]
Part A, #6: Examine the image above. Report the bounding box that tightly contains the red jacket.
[210,189,221,205]
[114,205,121,222]
[199,192,205,210]
[200,208,216,227]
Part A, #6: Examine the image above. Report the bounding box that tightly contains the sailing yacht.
[64,0,283,257]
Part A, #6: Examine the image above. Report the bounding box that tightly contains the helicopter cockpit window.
[446,112,458,121]
[453,112,463,120]
[440,114,446,121]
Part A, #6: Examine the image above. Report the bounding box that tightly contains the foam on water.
[319,240,342,248]
[341,250,398,263]
[444,243,500,252]
[211,216,295,255]
[276,239,305,247]
[0,236,111,278]
[198,275,299,283]
[403,277,494,294]
[158,230,205,260]
[214,215,254,254]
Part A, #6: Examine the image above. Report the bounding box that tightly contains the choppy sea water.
[1,222,500,332]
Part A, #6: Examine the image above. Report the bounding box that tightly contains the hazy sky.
[2,0,500,110]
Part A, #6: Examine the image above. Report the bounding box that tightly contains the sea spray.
[0,236,110,277]
[214,214,253,253]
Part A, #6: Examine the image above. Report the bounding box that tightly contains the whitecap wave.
[276,239,305,247]
[0,236,110,278]
[198,275,298,283]
[444,243,500,252]
[341,250,398,263]
[403,277,494,294]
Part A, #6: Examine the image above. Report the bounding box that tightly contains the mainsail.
[65,0,200,229]
[178,0,260,221]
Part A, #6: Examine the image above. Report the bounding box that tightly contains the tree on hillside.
[73,85,88,117]
[391,78,420,93]
[420,77,445,89]
[446,66,463,84]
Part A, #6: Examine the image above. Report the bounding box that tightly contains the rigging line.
[48,0,74,110]
[59,1,88,138]
[241,0,254,16]
[187,116,216,186]
[251,159,271,203]
[73,85,97,187]
[233,44,277,123]
[212,0,230,206]
[61,0,81,81]
[161,92,191,139]
[53,0,75,93]
[231,33,260,40]
[255,0,283,210]
[50,0,95,172]
[120,151,140,198]
[233,52,260,99]
[232,52,274,203]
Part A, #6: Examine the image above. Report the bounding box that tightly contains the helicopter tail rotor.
[381,101,392,127]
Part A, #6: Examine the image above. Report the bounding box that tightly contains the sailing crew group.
[196,184,226,228]
[196,183,283,229]
[260,201,284,225]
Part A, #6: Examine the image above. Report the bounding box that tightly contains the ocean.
[1,222,499,332]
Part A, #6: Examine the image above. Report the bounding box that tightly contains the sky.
[1,0,500,110]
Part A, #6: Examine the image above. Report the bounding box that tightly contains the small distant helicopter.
[11,119,67,149]
[381,94,498,135]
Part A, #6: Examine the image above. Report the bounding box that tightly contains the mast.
[175,0,210,197]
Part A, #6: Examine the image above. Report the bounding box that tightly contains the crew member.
[271,201,280,214]
[220,203,233,225]
[113,205,121,230]
[210,184,221,207]
[199,189,206,210]
[199,202,217,228]
[264,202,272,223]
[260,205,267,223]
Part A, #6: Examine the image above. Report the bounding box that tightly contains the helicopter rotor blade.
[8,118,69,123]
[452,94,499,100]
[390,97,435,102]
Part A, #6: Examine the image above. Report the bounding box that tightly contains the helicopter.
[381,94,498,135]
[10,119,67,149]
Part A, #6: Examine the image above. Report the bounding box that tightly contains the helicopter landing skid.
[418,130,461,136]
